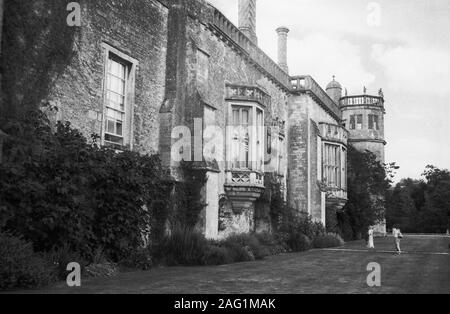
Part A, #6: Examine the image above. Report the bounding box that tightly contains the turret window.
[369,115,380,130]
[356,115,363,130]
[349,115,363,130]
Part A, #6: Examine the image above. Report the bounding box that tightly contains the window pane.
[357,115,363,130]
[242,109,249,125]
[350,115,356,130]
[107,120,115,134]
[233,109,239,126]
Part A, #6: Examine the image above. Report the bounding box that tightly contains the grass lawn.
[10,235,450,294]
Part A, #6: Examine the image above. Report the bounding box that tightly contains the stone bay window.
[224,84,270,213]
[228,104,264,186]
[319,123,349,211]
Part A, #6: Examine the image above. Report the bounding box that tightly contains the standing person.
[367,227,375,249]
[393,225,403,255]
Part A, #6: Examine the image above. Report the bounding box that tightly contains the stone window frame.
[368,114,380,130]
[226,101,265,174]
[100,43,139,150]
[349,114,364,130]
[356,114,364,130]
[323,142,346,189]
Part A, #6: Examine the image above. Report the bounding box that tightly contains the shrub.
[255,232,287,255]
[285,232,312,252]
[312,233,345,249]
[46,244,87,280]
[221,241,254,263]
[0,233,56,290]
[119,248,153,271]
[295,216,326,240]
[0,111,172,262]
[202,245,233,266]
[223,234,269,260]
[157,227,208,266]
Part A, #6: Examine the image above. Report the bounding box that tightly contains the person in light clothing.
[393,225,403,255]
[367,227,375,249]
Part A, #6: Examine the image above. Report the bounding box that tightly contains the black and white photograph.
[0,0,449,300]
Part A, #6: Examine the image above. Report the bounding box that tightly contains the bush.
[285,232,312,252]
[46,244,87,280]
[295,216,326,240]
[0,111,172,262]
[221,241,254,263]
[119,248,153,271]
[222,234,269,260]
[312,233,345,249]
[202,245,233,266]
[255,232,287,255]
[157,227,208,266]
[0,233,56,290]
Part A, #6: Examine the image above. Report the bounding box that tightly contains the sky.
[209,0,450,183]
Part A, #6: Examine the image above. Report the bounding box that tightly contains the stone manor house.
[1,0,387,239]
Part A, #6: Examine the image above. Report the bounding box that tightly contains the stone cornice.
[349,138,387,145]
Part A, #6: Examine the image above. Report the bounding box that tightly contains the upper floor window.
[369,114,380,130]
[277,136,285,175]
[323,143,341,188]
[101,43,138,149]
[356,115,363,130]
[104,56,129,146]
[349,114,363,130]
[323,143,347,190]
[229,103,265,172]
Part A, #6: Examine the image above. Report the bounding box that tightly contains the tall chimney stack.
[238,0,257,44]
[276,27,290,73]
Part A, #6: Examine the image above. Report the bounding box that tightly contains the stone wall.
[287,93,342,218]
[181,13,289,238]
[287,94,309,214]
[309,120,323,222]
[45,0,168,155]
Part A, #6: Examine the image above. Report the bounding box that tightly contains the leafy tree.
[420,166,450,233]
[338,146,397,240]
[386,178,424,232]
[385,166,450,233]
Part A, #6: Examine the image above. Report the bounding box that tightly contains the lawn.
[11,235,450,294]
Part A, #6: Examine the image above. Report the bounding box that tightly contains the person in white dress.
[393,226,403,255]
[367,227,375,249]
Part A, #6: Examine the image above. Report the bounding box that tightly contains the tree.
[386,179,424,232]
[385,166,450,234]
[338,146,397,240]
[420,166,450,233]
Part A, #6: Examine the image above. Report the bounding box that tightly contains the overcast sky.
[209,0,450,182]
